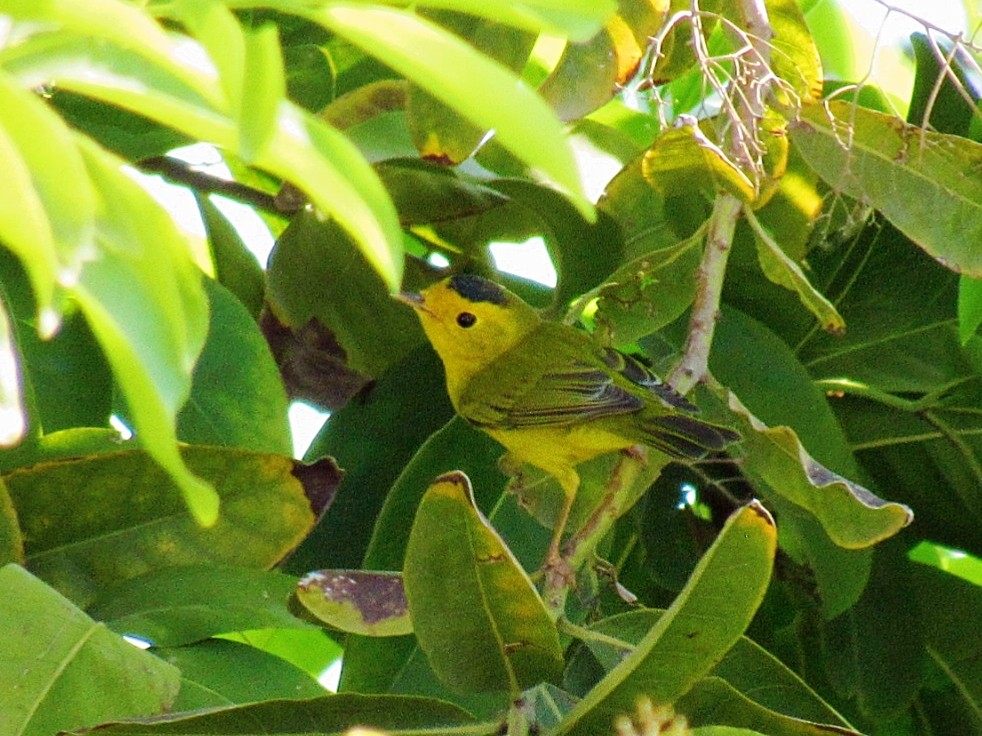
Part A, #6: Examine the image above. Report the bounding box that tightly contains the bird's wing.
[597,348,698,413]
[459,342,643,430]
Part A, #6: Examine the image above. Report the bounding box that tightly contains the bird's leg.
[541,471,580,616]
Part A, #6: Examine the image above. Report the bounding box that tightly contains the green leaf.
[309,5,592,218]
[539,0,668,121]
[161,639,326,711]
[960,276,982,346]
[68,693,484,734]
[168,0,244,113]
[285,346,454,575]
[821,543,924,720]
[2,0,220,104]
[407,14,535,163]
[0,563,180,736]
[599,153,709,262]
[727,391,912,548]
[0,72,95,322]
[593,231,702,344]
[196,195,265,317]
[217,628,342,682]
[556,502,777,736]
[363,416,503,571]
[768,497,872,620]
[297,569,413,637]
[71,140,216,524]
[266,210,421,377]
[581,609,854,728]
[747,209,845,334]
[0,296,27,447]
[404,471,563,694]
[177,278,291,455]
[680,678,861,735]
[792,101,982,276]
[0,477,24,565]
[5,447,335,605]
[239,23,286,161]
[768,0,823,101]
[643,124,755,203]
[538,27,620,122]
[87,565,308,647]
[404,0,616,41]
[378,159,508,225]
[912,562,982,725]
[4,26,403,291]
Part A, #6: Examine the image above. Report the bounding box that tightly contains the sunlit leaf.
[402,0,616,41]
[162,639,326,711]
[309,5,592,218]
[959,275,982,346]
[0,298,27,448]
[407,14,535,163]
[0,72,95,323]
[792,101,982,276]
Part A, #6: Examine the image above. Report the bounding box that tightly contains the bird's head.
[397,274,540,388]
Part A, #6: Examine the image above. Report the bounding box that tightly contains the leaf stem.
[558,618,634,651]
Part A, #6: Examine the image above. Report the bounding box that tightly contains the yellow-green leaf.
[727,392,913,548]
[792,101,982,276]
[404,471,563,694]
[558,502,777,736]
[298,570,413,637]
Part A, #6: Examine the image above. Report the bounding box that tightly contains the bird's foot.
[542,549,575,615]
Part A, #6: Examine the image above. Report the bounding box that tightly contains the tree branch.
[139,156,280,212]
[669,0,775,392]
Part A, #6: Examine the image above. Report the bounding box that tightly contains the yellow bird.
[399,274,739,571]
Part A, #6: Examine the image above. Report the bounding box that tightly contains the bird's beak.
[392,291,425,311]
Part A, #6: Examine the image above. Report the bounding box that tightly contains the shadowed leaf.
[404,471,563,694]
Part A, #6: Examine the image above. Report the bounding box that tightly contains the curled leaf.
[727,392,913,548]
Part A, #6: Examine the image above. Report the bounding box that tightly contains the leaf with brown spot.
[3,446,334,605]
[403,471,563,695]
[297,569,412,637]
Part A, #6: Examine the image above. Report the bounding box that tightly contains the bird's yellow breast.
[483,423,635,490]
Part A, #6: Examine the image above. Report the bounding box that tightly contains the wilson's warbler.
[398,274,739,571]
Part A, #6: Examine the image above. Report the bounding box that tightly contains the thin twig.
[140,156,280,212]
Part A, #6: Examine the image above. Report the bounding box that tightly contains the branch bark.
[139,156,280,213]
[669,0,775,392]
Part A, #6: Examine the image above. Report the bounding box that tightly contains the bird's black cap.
[448,274,508,305]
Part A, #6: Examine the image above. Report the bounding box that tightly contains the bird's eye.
[456,312,477,328]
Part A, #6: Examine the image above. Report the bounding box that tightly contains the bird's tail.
[638,413,740,459]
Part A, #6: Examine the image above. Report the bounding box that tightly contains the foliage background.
[2,1,982,735]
